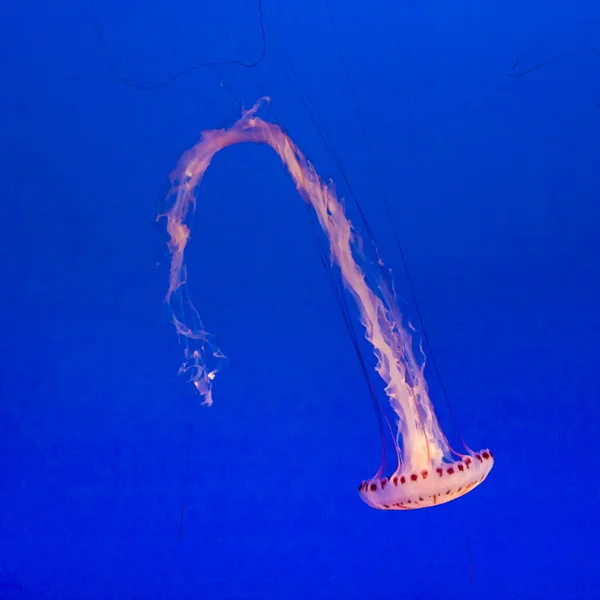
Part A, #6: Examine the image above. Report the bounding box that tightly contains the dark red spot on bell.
[393,477,398,486]
[383,504,390,508]
[482,451,490,460]
[457,464,464,472]
[436,467,443,477]
[400,476,406,484]
[464,457,472,468]
[381,479,387,489]
[419,496,424,501]
[421,470,428,479]
[476,454,483,462]
[370,483,377,491]
[447,467,455,475]
[410,473,418,482]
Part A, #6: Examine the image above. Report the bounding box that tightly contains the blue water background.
[1,0,599,598]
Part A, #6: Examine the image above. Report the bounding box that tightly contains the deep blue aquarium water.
[1,0,599,598]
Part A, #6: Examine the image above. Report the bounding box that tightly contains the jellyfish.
[161,98,494,510]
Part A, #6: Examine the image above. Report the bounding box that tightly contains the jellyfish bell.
[359,450,494,510]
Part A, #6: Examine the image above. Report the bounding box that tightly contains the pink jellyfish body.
[162,99,494,510]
